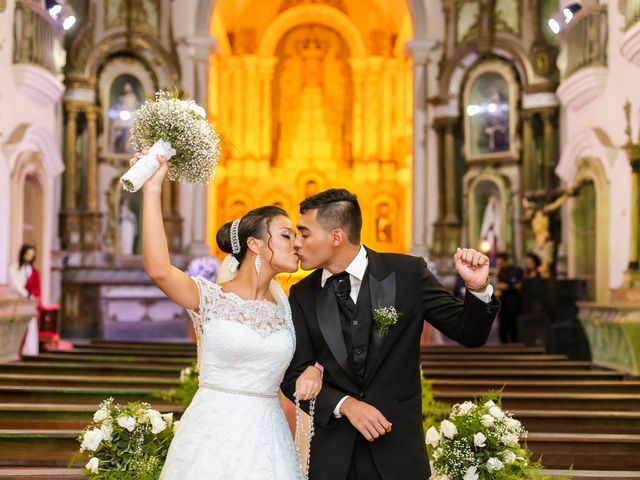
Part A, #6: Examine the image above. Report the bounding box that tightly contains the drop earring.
[255,253,262,275]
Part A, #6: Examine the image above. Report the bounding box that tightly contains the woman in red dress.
[9,244,40,355]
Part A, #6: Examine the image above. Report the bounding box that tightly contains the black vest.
[336,273,381,384]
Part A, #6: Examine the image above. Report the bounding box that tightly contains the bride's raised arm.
[132,148,199,311]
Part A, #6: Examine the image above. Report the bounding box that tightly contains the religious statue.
[520,184,580,277]
[118,197,138,255]
[479,194,502,260]
[375,203,392,242]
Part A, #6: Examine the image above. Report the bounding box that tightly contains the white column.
[407,39,438,258]
[182,35,217,257]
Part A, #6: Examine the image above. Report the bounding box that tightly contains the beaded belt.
[199,382,278,399]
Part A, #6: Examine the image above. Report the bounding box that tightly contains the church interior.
[1,0,640,478]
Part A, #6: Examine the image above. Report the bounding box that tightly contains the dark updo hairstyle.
[216,206,289,266]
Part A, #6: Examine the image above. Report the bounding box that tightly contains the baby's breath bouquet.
[426,391,550,480]
[71,398,177,479]
[120,91,221,192]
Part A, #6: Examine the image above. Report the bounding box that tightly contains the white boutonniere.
[373,306,401,338]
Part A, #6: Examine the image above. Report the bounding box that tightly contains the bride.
[131,150,323,479]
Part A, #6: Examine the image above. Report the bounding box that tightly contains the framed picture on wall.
[107,75,144,155]
[99,59,156,159]
[463,60,519,162]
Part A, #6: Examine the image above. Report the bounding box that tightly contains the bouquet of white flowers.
[72,398,177,479]
[120,91,221,192]
[426,392,543,480]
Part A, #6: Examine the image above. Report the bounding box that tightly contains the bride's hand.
[129,146,169,194]
[295,364,323,401]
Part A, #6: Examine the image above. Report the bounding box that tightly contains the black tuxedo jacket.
[281,248,500,480]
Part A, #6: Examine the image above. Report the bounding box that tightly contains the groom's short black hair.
[300,189,362,244]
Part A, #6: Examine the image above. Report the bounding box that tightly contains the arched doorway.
[22,174,44,273]
[206,0,416,254]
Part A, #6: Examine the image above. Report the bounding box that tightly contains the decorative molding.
[556,66,608,112]
[556,127,617,184]
[12,64,64,108]
[259,3,366,57]
[64,87,96,103]
[621,20,640,67]
[522,92,559,110]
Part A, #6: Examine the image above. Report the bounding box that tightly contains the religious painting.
[463,61,519,162]
[495,0,520,35]
[99,60,154,159]
[107,75,144,155]
[456,1,480,43]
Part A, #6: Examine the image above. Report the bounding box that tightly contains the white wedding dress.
[159,277,299,479]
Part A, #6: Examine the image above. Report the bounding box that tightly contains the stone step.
[0,403,182,430]
[528,433,640,470]
[0,373,178,389]
[434,391,640,411]
[0,468,85,479]
[23,354,192,366]
[50,347,195,358]
[429,379,640,394]
[0,362,181,378]
[424,369,625,381]
[422,360,594,370]
[86,341,195,352]
[420,345,545,354]
[420,354,569,361]
[543,470,640,479]
[0,430,80,467]
[0,386,166,405]
[514,410,640,435]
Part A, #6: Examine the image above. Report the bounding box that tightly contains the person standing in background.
[495,252,523,343]
[9,244,40,355]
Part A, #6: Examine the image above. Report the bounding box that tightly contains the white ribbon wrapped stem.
[120,139,177,192]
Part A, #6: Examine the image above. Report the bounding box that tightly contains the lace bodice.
[186,277,296,395]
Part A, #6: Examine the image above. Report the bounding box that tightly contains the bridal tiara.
[230,218,241,255]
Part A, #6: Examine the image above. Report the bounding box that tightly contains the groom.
[281,189,500,480]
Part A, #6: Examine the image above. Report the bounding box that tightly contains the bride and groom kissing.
[133,151,500,480]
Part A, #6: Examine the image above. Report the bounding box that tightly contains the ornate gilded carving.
[68,6,95,72]
[279,0,347,14]
[369,30,394,56]
[229,28,258,55]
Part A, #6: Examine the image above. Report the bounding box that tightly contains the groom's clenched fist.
[340,397,392,442]
[454,247,490,291]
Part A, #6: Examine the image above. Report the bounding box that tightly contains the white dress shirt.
[322,245,494,417]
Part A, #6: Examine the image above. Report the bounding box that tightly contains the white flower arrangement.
[425,392,544,480]
[73,398,177,479]
[120,90,221,192]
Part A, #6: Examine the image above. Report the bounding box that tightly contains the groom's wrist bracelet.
[465,276,491,293]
